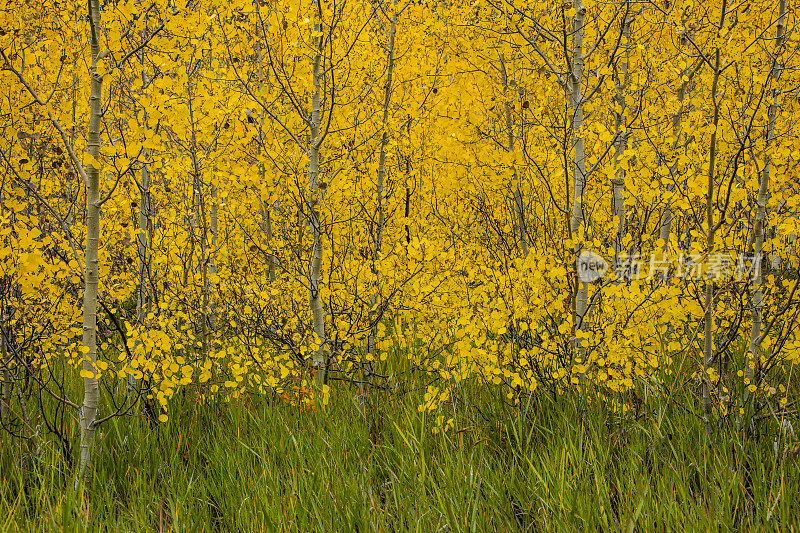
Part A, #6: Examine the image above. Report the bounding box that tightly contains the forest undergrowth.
[1,340,798,532]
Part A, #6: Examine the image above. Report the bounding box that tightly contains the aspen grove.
[2,0,800,528]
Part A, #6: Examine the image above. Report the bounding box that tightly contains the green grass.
[1,374,798,532]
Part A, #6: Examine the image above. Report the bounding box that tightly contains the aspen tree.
[223,0,368,385]
[206,37,220,337]
[0,185,9,424]
[745,0,788,406]
[696,0,773,431]
[659,27,694,252]
[611,1,631,267]
[698,10,722,432]
[569,0,590,385]
[0,0,165,480]
[363,4,398,395]
[1,315,9,424]
[133,28,153,400]
[362,0,416,398]
[499,53,528,258]
[75,0,104,484]
[187,58,213,358]
[253,11,276,284]
[307,5,328,383]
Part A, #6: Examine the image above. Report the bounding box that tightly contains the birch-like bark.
[206,39,219,336]
[1,316,10,424]
[136,156,150,328]
[187,68,214,357]
[253,15,277,284]
[660,22,694,252]
[308,15,327,384]
[260,199,276,282]
[0,193,8,424]
[658,78,687,249]
[569,0,589,384]
[364,8,398,396]
[745,0,786,405]
[208,179,218,333]
[0,192,7,423]
[612,2,631,266]
[78,0,103,485]
[404,119,413,245]
[130,147,151,399]
[703,47,723,435]
[500,53,528,258]
[132,38,152,398]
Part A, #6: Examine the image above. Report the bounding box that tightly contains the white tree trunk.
[660,29,693,252]
[260,199,276,282]
[499,53,528,258]
[136,155,150,333]
[186,66,215,357]
[133,41,152,398]
[77,0,103,486]
[206,38,219,336]
[254,17,276,285]
[364,8,398,396]
[745,0,786,404]
[612,3,631,266]
[1,316,10,424]
[703,46,723,434]
[208,180,218,333]
[308,16,327,384]
[569,0,589,384]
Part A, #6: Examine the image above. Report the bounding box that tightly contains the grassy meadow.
[1,344,798,532]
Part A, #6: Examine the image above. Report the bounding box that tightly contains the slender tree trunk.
[745,0,786,406]
[254,17,276,285]
[703,46,723,435]
[660,27,693,252]
[658,89,684,249]
[131,143,151,399]
[0,202,8,424]
[308,15,327,384]
[569,0,589,385]
[77,0,103,486]
[260,199,276,282]
[364,8,398,398]
[404,119,413,245]
[136,157,150,319]
[133,42,152,398]
[612,2,631,266]
[187,70,213,358]
[499,53,528,258]
[206,40,219,336]
[208,180,218,333]
[1,315,10,424]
